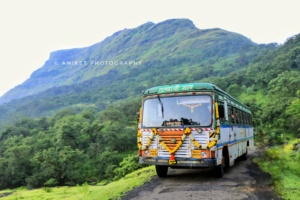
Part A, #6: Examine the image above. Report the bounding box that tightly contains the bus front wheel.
[155,165,168,177]
[214,156,225,178]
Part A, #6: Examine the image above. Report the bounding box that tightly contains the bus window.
[237,109,241,124]
[218,103,225,123]
[233,108,238,124]
[142,95,212,127]
[228,106,232,123]
[224,100,228,121]
[230,107,235,124]
[238,110,242,124]
[239,110,243,124]
[241,111,245,124]
[246,113,249,125]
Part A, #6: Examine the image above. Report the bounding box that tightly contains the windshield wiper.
[157,95,164,118]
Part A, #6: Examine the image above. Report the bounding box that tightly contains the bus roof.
[143,83,223,95]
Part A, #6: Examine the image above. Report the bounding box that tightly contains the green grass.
[0,166,156,200]
[254,139,300,200]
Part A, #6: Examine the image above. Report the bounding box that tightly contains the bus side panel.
[249,127,254,147]
[219,125,230,144]
[228,144,236,166]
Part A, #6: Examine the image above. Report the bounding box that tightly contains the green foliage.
[286,91,300,117]
[0,98,140,190]
[113,154,143,180]
[42,187,52,193]
[76,182,90,197]
[256,139,300,199]
[44,178,58,187]
[286,91,300,132]
[0,166,156,200]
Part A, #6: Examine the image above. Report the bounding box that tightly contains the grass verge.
[254,139,300,200]
[0,166,156,200]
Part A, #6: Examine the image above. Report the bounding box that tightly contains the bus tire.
[155,165,168,177]
[240,149,248,161]
[214,156,225,178]
[225,155,230,169]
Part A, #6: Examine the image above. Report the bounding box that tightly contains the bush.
[43,187,52,193]
[113,154,143,180]
[264,147,281,161]
[44,178,58,187]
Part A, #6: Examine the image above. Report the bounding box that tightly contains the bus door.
[218,100,230,144]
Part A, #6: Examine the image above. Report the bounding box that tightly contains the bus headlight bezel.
[201,151,207,158]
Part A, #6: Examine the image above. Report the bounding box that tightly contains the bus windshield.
[142,95,212,127]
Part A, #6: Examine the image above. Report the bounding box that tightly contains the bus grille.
[142,130,209,158]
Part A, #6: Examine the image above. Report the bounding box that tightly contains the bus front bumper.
[139,156,217,167]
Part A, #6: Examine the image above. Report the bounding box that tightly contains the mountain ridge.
[0,18,265,104]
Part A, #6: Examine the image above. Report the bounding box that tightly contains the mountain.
[0,18,276,129]
[0,19,274,104]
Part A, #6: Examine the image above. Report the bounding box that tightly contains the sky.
[0,0,299,97]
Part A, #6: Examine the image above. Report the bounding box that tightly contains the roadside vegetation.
[0,166,155,200]
[0,98,143,190]
[254,138,300,200]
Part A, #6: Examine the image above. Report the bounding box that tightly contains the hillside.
[0,19,275,128]
[1,18,266,104]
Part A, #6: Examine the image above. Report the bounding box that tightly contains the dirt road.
[122,148,281,200]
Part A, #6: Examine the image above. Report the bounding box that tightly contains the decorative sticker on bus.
[157,84,195,94]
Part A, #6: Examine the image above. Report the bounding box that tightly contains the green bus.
[137,83,254,177]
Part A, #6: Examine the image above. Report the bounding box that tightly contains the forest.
[0,97,142,189]
[0,26,299,198]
